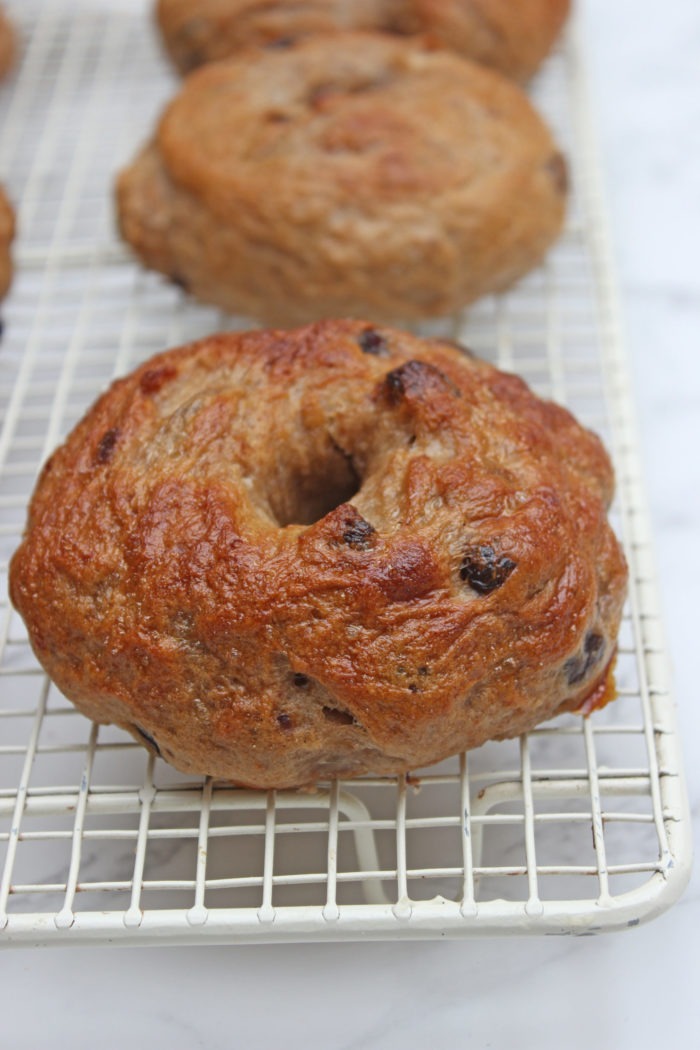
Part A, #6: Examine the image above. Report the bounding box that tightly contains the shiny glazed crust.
[0,185,14,299]
[10,321,628,789]
[117,33,567,326]
[156,0,570,81]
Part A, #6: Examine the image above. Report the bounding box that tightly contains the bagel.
[156,0,570,82]
[117,33,567,326]
[9,321,627,788]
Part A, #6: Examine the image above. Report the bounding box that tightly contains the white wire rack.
[0,0,691,947]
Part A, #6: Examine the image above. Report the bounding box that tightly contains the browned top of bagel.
[156,0,570,81]
[10,320,627,788]
[117,33,566,325]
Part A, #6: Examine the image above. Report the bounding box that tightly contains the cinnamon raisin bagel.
[9,321,627,789]
[156,0,570,82]
[117,33,567,327]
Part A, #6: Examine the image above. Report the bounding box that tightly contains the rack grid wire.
[0,0,692,946]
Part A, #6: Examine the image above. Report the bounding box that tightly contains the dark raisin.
[408,683,419,693]
[277,713,293,730]
[564,631,606,685]
[133,725,161,756]
[418,666,429,676]
[343,516,376,551]
[322,706,355,726]
[585,632,605,657]
[96,428,120,464]
[266,35,296,49]
[140,365,177,395]
[546,152,568,195]
[564,656,581,685]
[383,359,460,404]
[358,328,389,356]
[292,673,310,688]
[459,544,516,594]
[385,364,411,403]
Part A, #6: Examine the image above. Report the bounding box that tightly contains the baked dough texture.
[156,0,570,81]
[0,184,14,299]
[10,321,628,789]
[117,33,567,326]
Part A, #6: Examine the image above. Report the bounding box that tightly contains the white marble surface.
[1,0,698,1045]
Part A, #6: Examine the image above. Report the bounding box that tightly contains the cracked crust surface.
[10,320,628,788]
[117,33,567,326]
[156,0,570,81]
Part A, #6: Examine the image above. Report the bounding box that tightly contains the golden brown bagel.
[117,33,567,326]
[10,321,627,788]
[156,0,570,81]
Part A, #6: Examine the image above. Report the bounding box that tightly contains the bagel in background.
[117,33,567,327]
[10,320,627,789]
[156,0,570,82]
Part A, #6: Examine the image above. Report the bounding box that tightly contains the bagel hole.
[267,448,361,527]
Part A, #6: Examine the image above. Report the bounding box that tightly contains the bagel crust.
[156,0,570,82]
[10,321,627,788]
[117,33,567,326]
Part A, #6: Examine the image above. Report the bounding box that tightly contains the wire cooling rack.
[0,0,691,946]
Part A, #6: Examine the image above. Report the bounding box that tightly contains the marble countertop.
[1,0,698,1046]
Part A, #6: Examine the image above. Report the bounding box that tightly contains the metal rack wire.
[0,0,691,946]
